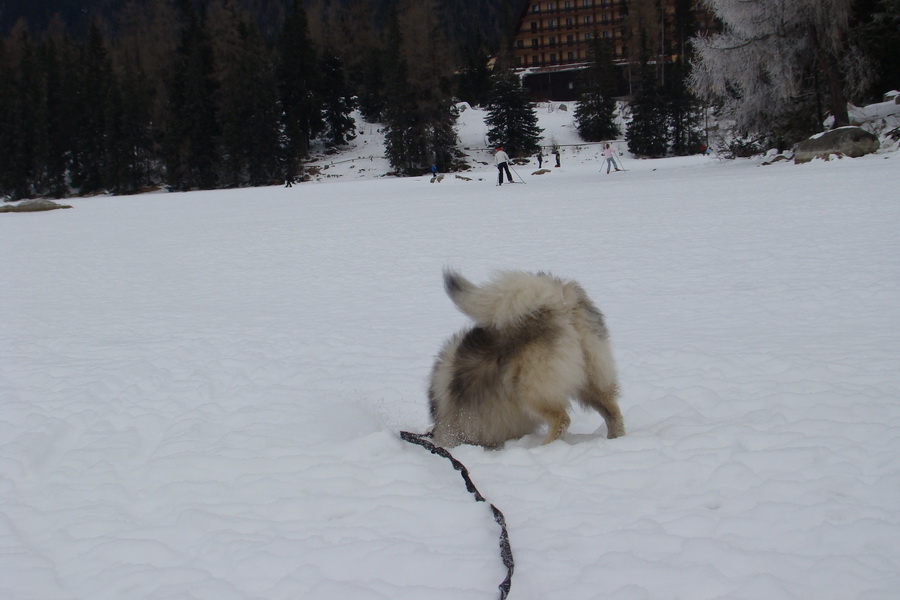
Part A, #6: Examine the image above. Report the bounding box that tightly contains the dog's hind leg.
[578,382,625,439]
[529,402,571,445]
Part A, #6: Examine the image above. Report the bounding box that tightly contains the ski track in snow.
[2,106,899,600]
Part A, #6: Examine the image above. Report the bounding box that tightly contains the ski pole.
[509,164,526,184]
[614,142,628,172]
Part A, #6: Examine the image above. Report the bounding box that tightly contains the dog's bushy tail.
[443,268,568,329]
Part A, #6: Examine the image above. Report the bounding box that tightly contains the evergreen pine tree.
[1,24,42,198]
[210,0,281,187]
[484,70,542,158]
[166,0,219,190]
[113,54,155,192]
[456,43,493,107]
[319,53,357,147]
[276,0,322,182]
[102,68,130,193]
[37,31,73,197]
[626,30,669,158]
[664,0,703,155]
[382,1,459,175]
[850,0,900,101]
[0,41,15,197]
[115,0,183,189]
[665,58,702,155]
[382,9,421,174]
[356,47,387,122]
[0,36,21,198]
[0,23,31,199]
[0,38,10,197]
[69,22,115,195]
[574,38,620,142]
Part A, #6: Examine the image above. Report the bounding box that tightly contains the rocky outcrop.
[0,199,73,213]
[794,127,880,163]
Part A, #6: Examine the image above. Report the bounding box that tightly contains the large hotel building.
[510,0,715,100]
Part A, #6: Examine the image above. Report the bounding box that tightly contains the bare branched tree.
[691,0,872,141]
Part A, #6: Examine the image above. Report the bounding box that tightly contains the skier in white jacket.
[495,147,514,185]
[602,143,621,173]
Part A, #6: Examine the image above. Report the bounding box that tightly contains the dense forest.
[0,0,526,198]
[1,0,897,199]
[0,0,526,46]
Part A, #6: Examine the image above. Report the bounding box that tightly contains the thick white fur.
[428,269,624,447]
[447,270,568,329]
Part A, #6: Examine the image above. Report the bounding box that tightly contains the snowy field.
[2,104,899,600]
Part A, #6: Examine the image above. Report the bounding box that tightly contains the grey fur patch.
[449,314,560,405]
[578,298,610,338]
[443,268,471,302]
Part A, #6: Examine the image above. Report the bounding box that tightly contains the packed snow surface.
[2,105,899,600]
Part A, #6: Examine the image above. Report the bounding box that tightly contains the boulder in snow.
[794,126,880,164]
[0,199,73,213]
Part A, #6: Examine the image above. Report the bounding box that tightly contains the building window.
[567,34,574,45]
[531,21,538,32]
[532,55,540,65]
[517,56,523,66]
[564,1,572,9]
[549,36,557,46]
[602,13,609,23]
[517,39,525,48]
[532,38,539,48]
[565,18,573,28]
[585,31,593,40]
[602,30,610,38]
[532,4,540,12]
[548,18,556,28]
[567,51,575,61]
[549,53,557,62]
[546,2,554,12]
[583,15,591,24]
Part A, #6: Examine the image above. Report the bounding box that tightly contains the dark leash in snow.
[400,431,514,600]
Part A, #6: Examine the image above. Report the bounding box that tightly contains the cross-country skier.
[603,143,621,173]
[495,147,514,185]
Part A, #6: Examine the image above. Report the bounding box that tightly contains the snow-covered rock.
[794,126,880,163]
[0,199,72,213]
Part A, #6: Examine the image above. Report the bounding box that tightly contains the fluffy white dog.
[428,269,624,447]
